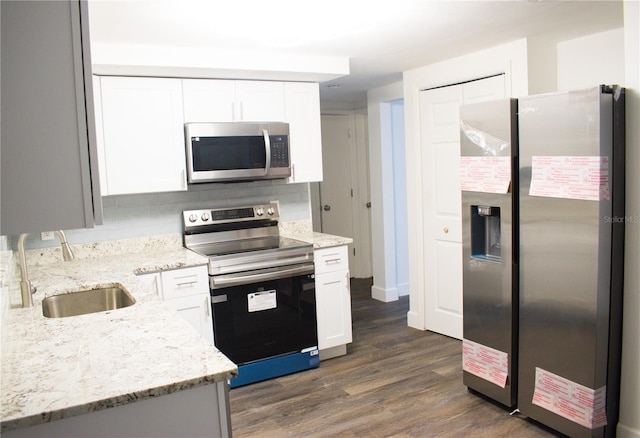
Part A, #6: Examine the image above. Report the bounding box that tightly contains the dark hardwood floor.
[229,278,562,437]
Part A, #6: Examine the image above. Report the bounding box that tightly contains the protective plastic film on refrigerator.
[460,98,518,408]
[517,86,624,438]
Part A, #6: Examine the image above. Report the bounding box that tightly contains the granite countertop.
[309,232,353,249]
[0,241,237,433]
[278,221,353,249]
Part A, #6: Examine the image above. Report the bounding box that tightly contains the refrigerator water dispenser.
[471,205,501,262]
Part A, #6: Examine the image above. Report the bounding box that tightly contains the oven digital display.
[212,207,255,221]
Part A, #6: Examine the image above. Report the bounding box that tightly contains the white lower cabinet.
[314,245,353,360]
[139,265,214,346]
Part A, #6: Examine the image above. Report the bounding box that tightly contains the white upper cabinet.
[284,82,323,183]
[94,76,322,195]
[234,81,285,122]
[183,79,237,122]
[183,79,285,122]
[96,76,187,195]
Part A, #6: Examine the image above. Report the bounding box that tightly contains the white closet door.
[420,75,504,339]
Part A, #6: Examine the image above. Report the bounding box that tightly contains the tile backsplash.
[10,180,312,251]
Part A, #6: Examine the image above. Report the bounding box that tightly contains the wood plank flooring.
[229,278,563,437]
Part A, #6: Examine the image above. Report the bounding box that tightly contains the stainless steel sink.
[42,285,136,318]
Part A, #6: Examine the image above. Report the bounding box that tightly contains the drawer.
[160,265,209,300]
[314,245,349,275]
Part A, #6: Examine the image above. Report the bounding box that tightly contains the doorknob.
[366,202,371,208]
[323,205,331,211]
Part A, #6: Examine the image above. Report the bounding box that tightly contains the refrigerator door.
[461,98,518,407]
[517,86,624,437]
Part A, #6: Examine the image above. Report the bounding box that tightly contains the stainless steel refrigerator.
[461,86,624,437]
[460,98,519,408]
[517,85,624,438]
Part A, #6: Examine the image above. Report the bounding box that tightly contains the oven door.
[210,263,316,365]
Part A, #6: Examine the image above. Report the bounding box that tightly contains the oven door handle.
[210,263,315,289]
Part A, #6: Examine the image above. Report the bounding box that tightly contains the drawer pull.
[323,258,341,264]
[176,281,198,288]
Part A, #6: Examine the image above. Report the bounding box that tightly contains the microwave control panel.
[270,136,289,167]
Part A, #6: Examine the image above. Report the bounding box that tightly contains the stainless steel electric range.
[182,203,318,388]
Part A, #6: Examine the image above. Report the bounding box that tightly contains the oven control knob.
[188,214,198,223]
[267,207,275,215]
[201,212,210,222]
[256,208,264,216]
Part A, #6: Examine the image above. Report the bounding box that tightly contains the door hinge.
[353,247,356,256]
[347,128,352,138]
[351,188,354,197]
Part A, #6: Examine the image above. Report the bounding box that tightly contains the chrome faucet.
[17,230,74,307]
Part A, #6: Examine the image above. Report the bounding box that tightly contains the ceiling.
[87,0,624,106]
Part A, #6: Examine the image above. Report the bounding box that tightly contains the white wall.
[13,181,311,250]
[618,3,640,437]
[90,42,349,85]
[527,35,558,94]
[391,100,409,297]
[557,28,625,91]
[367,81,405,302]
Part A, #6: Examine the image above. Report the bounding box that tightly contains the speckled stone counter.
[285,230,354,249]
[0,235,237,433]
[278,219,353,249]
[308,232,353,249]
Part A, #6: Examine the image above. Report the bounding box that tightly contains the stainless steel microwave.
[185,122,291,183]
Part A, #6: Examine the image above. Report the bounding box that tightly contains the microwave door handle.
[262,128,271,175]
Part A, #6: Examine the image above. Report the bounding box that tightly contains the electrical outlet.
[41,231,54,241]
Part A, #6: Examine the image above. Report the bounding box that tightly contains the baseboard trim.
[397,281,410,297]
[371,285,398,302]
[319,344,347,361]
[617,423,640,438]
[407,310,423,330]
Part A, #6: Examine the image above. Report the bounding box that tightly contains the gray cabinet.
[1,0,102,236]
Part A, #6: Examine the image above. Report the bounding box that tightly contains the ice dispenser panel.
[471,205,501,262]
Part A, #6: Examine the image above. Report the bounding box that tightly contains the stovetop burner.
[182,203,314,276]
